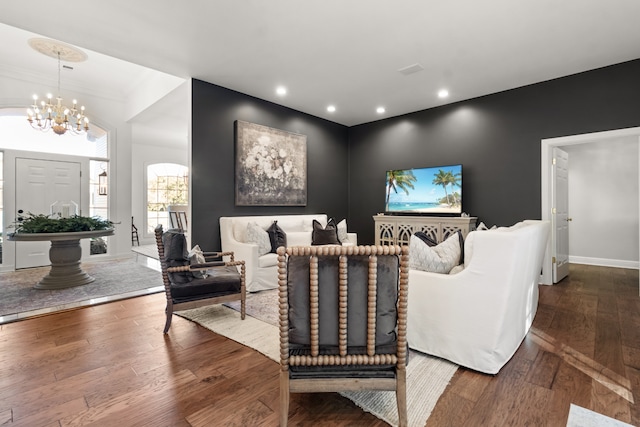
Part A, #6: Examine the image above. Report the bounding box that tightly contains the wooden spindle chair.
[278,245,409,427]
[155,224,246,333]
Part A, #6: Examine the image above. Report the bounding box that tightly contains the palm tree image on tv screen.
[385,165,462,214]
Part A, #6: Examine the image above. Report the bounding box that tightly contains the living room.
[0,2,639,426]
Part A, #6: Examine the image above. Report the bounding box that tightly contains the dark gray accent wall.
[348,59,640,244]
[191,79,350,251]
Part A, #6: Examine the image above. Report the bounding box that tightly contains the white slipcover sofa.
[407,220,550,374]
[220,214,357,292]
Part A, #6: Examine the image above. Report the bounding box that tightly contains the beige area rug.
[177,290,458,427]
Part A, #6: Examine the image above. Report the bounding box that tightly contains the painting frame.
[235,120,307,206]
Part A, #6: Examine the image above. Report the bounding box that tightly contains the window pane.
[147,163,188,233]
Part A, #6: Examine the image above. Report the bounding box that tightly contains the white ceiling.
[1,1,640,126]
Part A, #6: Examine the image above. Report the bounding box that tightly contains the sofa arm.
[221,239,260,287]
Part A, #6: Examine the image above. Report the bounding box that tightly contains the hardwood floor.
[0,263,638,426]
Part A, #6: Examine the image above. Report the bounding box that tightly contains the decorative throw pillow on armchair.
[409,231,463,274]
[188,244,208,279]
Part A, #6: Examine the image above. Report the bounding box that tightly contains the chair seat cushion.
[289,366,396,379]
[171,266,241,300]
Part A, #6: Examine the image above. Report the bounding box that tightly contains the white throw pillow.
[409,232,462,274]
[246,222,271,256]
[337,219,348,244]
[188,244,208,278]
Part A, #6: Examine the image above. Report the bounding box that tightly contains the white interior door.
[15,158,81,269]
[552,147,570,283]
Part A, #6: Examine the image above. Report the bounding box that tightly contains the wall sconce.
[98,170,107,195]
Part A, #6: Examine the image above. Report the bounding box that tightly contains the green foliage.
[12,213,114,234]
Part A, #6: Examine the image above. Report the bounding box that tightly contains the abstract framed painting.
[235,120,307,206]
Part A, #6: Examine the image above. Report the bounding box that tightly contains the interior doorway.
[541,126,640,287]
[551,147,570,283]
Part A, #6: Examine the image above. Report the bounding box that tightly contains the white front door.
[552,147,570,283]
[15,158,82,269]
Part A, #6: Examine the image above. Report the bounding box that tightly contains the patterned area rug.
[180,289,458,427]
[0,258,162,322]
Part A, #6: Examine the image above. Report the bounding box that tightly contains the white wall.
[564,137,639,267]
[129,82,190,244]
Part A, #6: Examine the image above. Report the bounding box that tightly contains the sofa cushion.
[246,222,271,255]
[258,253,278,268]
[276,217,305,232]
[409,231,462,274]
[170,265,241,301]
[311,219,340,245]
[267,221,287,253]
[285,231,310,247]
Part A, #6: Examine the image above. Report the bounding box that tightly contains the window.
[146,163,188,233]
[0,110,107,158]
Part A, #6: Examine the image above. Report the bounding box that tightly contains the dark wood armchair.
[277,245,409,427]
[155,224,246,333]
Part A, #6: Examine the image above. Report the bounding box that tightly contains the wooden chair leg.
[396,367,408,427]
[163,302,173,334]
[241,291,246,320]
[279,371,290,427]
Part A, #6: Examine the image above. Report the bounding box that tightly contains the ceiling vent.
[397,63,424,76]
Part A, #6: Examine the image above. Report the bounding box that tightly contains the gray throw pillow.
[311,219,340,245]
[267,221,287,253]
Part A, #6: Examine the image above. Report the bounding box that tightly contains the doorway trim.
[540,126,640,285]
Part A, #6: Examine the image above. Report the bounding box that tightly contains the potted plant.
[11,212,114,234]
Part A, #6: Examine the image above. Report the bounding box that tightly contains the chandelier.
[26,38,90,136]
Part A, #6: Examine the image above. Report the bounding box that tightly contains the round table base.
[35,239,96,290]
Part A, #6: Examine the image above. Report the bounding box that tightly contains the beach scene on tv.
[385,165,462,214]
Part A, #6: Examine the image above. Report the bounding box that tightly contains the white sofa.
[220,214,357,292]
[407,220,550,374]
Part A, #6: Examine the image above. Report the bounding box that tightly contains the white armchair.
[407,220,550,374]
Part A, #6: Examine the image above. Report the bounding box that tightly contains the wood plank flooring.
[0,263,638,426]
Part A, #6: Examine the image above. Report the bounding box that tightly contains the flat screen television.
[385,164,462,215]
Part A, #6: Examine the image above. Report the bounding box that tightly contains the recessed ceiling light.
[276,86,287,96]
[376,107,386,114]
[438,89,449,99]
[327,105,336,113]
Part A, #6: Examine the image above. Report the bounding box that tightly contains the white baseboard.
[569,255,639,270]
